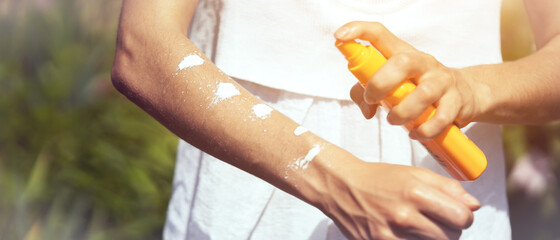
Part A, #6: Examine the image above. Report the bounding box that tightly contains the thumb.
[334,21,415,58]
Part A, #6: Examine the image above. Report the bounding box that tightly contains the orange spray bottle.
[336,40,487,181]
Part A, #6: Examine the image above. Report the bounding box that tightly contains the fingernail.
[463,193,480,207]
[335,27,350,39]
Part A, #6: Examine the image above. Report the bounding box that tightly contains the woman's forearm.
[461,0,560,125]
[463,34,560,124]
[111,0,350,209]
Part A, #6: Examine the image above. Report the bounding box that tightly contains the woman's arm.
[460,0,560,125]
[112,1,479,239]
[112,0,328,209]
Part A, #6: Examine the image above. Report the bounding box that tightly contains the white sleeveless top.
[166,1,510,239]
[188,0,503,100]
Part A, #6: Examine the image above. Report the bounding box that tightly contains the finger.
[363,51,427,105]
[436,179,481,211]
[399,224,462,240]
[387,73,448,126]
[350,82,378,119]
[368,223,403,240]
[334,21,415,58]
[412,91,461,140]
[414,169,481,211]
[442,227,462,240]
[388,207,457,240]
[393,214,462,240]
[407,185,474,229]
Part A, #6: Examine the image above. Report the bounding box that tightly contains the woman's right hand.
[316,159,480,240]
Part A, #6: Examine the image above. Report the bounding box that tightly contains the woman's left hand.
[335,21,487,140]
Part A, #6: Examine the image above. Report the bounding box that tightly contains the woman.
[112,0,559,239]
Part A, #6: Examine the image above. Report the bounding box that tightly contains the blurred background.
[0,0,559,239]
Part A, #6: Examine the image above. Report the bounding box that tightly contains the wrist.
[453,67,495,125]
[293,142,364,213]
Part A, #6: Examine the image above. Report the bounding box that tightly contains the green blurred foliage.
[0,0,177,239]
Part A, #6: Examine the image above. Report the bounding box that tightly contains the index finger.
[334,21,415,58]
[408,185,475,230]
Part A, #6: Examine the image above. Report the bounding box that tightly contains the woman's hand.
[318,158,480,240]
[335,21,489,140]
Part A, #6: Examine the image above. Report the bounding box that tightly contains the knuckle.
[392,52,413,68]
[434,113,453,126]
[367,21,386,34]
[392,206,414,227]
[367,75,391,91]
[405,184,425,202]
[415,84,436,104]
[446,179,463,191]
[422,52,440,65]
[364,81,386,101]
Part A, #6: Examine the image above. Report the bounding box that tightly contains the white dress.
[164,0,511,239]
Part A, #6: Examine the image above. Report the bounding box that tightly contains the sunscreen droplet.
[214,83,240,102]
[177,54,204,70]
[252,104,273,120]
[294,126,308,136]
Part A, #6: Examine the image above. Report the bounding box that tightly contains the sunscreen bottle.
[335,40,487,181]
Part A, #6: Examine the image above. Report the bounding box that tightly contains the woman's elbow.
[110,29,149,100]
[110,55,134,98]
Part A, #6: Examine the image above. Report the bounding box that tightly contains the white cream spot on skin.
[251,104,273,120]
[294,126,308,136]
[289,144,322,171]
[177,54,204,70]
[214,82,240,102]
